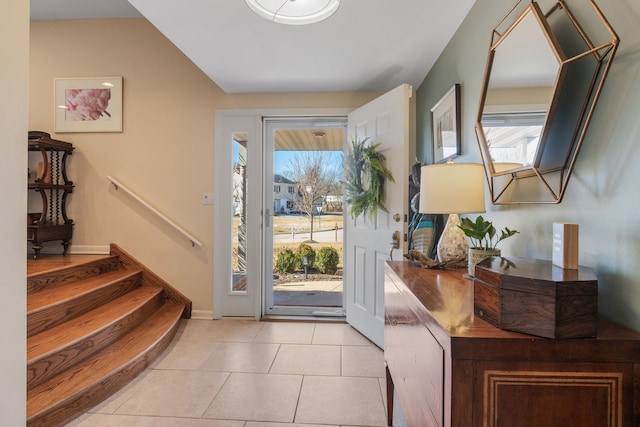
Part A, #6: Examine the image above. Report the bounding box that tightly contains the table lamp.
[419,163,486,263]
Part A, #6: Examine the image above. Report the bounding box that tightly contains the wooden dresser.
[384,261,640,427]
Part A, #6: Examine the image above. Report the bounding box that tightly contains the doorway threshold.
[260,314,346,323]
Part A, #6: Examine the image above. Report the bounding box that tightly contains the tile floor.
[66,319,389,427]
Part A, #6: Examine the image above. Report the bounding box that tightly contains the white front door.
[344,84,411,348]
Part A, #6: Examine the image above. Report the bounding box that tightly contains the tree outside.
[284,151,342,242]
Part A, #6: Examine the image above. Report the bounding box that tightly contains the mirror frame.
[475,0,619,204]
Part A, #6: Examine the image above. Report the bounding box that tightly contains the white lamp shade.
[245,0,340,25]
[419,163,486,214]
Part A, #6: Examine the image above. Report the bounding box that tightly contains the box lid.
[474,257,597,297]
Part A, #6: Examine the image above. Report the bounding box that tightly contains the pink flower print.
[65,88,111,121]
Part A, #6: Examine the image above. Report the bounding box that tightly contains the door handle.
[389,230,400,260]
[264,208,271,227]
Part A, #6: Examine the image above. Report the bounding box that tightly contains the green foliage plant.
[295,244,316,270]
[275,248,297,273]
[344,137,395,220]
[315,246,340,274]
[458,215,519,250]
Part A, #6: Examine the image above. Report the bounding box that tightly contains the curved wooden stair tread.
[26,246,192,426]
[28,268,144,337]
[27,302,184,427]
[28,286,164,389]
[27,255,122,293]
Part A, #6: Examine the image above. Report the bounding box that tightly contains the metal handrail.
[106,175,203,247]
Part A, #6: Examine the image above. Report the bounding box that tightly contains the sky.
[232,138,343,178]
[274,150,343,177]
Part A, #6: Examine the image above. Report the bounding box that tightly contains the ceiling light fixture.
[245,0,340,25]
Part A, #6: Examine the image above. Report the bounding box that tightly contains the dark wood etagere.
[28,131,74,259]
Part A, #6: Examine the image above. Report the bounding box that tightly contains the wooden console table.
[384,261,640,427]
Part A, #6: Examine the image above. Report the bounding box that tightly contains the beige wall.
[29,19,379,314]
[1,0,27,424]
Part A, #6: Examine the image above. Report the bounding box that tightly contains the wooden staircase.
[26,244,191,426]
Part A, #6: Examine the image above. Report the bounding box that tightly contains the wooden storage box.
[473,257,598,338]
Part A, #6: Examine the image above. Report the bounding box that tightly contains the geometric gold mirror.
[475,0,619,204]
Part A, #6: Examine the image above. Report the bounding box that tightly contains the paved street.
[274,226,343,243]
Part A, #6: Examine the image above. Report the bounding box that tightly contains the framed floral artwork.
[54,76,123,133]
[431,83,461,163]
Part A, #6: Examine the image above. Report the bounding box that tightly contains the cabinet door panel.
[385,274,444,426]
[475,362,629,427]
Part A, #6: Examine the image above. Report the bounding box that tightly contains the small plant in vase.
[458,216,519,277]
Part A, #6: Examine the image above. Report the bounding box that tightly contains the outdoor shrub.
[315,246,340,274]
[295,244,316,270]
[275,248,297,273]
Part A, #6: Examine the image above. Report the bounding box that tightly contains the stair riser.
[28,256,121,294]
[112,244,192,318]
[27,313,182,427]
[28,274,141,337]
[27,290,165,389]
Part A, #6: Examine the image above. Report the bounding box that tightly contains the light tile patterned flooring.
[66,319,388,427]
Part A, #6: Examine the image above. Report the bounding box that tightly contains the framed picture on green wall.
[431,83,461,163]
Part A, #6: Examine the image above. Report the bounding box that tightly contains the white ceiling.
[30,0,476,94]
[30,0,144,20]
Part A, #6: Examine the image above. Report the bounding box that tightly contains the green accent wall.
[416,0,640,331]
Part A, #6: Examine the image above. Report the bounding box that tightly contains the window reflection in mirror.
[482,112,545,167]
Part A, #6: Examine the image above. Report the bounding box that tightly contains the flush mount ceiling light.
[245,0,340,25]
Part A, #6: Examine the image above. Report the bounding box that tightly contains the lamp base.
[436,213,469,263]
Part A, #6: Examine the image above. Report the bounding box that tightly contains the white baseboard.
[69,245,111,255]
[191,310,214,320]
[28,244,110,256]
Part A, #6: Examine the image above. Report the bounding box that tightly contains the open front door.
[345,84,411,348]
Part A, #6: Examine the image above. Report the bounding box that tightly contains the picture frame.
[54,76,123,133]
[431,83,461,163]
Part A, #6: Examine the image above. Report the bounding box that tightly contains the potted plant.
[458,216,519,277]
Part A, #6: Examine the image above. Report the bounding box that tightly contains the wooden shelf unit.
[28,133,74,259]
